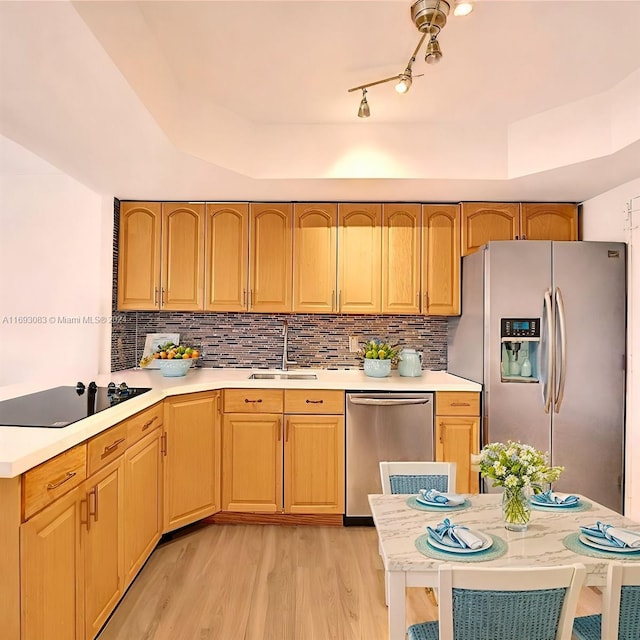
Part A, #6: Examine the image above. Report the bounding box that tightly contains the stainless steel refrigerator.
[448,241,626,512]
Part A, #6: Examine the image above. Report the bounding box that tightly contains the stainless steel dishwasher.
[345,391,434,524]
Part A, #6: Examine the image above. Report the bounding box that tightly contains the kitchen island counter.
[0,368,479,478]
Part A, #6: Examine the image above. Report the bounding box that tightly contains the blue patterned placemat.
[415,533,507,562]
[529,499,592,513]
[563,532,640,560]
[406,496,471,512]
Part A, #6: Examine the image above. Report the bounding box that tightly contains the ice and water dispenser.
[500,318,540,382]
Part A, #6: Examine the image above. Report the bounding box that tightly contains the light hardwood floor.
[98,522,600,640]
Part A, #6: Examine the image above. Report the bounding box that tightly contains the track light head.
[395,69,413,94]
[425,38,443,64]
[358,89,370,118]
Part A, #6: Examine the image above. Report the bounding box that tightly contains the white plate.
[426,530,492,554]
[530,498,580,508]
[579,533,640,553]
[416,494,465,507]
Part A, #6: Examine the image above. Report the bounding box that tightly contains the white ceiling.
[1,0,639,202]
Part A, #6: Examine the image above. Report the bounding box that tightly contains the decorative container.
[363,358,392,378]
[157,359,193,377]
[501,486,531,531]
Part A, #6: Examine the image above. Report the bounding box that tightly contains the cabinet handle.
[103,437,125,456]
[243,289,247,307]
[89,486,98,523]
[416,291,420,308]
[80,497,90,532]
[450,402,470,407]
[161,288,166,305]
[285,419,290,442]
[278,418,282,442]
[244,398,263,404]
[439,423,444,443]
[143,416,158,431]
[424,291,428,311]
[161,432,167,456]
[305,399,323,404]
[46,471,76,490]
[154,287,159,305]
[216,394,221,415]
[249,289,253,308]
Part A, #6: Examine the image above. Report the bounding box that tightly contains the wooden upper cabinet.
[160,203,205,311]
[338,204,382,314]
[422,204,461,316]
[249,203,293,312]
[293,203,337,313]
[520,203,578,241]
[205,203,249,311]
[117,202,161,310]
[382,204,421,314]
[461,202,519,256]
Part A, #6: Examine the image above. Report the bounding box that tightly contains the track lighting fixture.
[358,89,370,118]
[347,0,472,117]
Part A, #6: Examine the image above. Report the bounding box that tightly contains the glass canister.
[398,349,422,377]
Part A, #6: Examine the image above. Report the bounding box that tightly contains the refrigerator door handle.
[543,288,554,414]
[554,287,567,413]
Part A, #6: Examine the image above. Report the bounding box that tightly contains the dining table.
[368,492,640,640]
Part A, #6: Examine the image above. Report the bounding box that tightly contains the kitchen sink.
[248,373,317,380]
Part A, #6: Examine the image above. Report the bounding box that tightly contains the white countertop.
[0,367,480,478]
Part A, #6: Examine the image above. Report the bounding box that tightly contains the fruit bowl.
[157,358,194,377]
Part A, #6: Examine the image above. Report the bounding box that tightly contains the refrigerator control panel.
[501,318,540,338]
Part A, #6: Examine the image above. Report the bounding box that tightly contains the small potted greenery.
[360,338,399,378]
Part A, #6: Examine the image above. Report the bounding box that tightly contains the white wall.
[582,177,640,519]
[0,136,113,389]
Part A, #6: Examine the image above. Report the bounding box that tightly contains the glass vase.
[501,486,531,531]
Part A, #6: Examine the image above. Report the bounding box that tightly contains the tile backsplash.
[110,199,448,371]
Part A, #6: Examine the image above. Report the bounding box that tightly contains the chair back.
[379,461,456,495]
[602,562,640,640]
[437,563,586,640]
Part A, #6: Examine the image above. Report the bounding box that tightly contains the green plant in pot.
[360,338,399,378]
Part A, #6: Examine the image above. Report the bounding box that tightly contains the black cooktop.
[0,382,152,428]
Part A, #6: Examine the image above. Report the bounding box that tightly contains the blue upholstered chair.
[408,563,586,640]
[572,562,640,640]
[379,461,457,496]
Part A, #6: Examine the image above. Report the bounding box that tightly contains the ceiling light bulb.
[453,0,473,16]
[358,90,370,118]
[425,39,443,64]
[395,71,412,94]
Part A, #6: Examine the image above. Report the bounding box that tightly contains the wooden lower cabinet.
[20,485,84,640]
[123,428,163,584]
[163,391,220,531]
[435,392,481,494]
[84,458,124,640]
[284,414,344,514]
[222,412,283,512]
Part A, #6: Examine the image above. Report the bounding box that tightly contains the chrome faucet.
[281,320,296,371]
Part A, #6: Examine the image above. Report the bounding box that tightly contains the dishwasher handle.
[348,397,431,406]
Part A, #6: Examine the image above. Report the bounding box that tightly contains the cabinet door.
[422,204,461,316]
[117,201,161,310]
[461,203,520,256]
[520,203,578,241]
[222,413,282,512]
[124,428,162,586]
[338,203,382,313]
[21,486,83,640]
[284,415,345,514]
[435,415,479,494]
[84,458,124,640]
[161,202,205,310]
[163,392,220,532]
[205,203,249,311]
[382,204,421,314]
[293,203,337,313]
[249,203,293,312]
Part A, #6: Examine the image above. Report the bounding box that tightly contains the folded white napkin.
[427,518,484,549]
[533,490,579,505]
[580,521,640,548]
[418,489,465,506]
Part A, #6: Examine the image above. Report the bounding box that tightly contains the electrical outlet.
[349,336,359,352]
